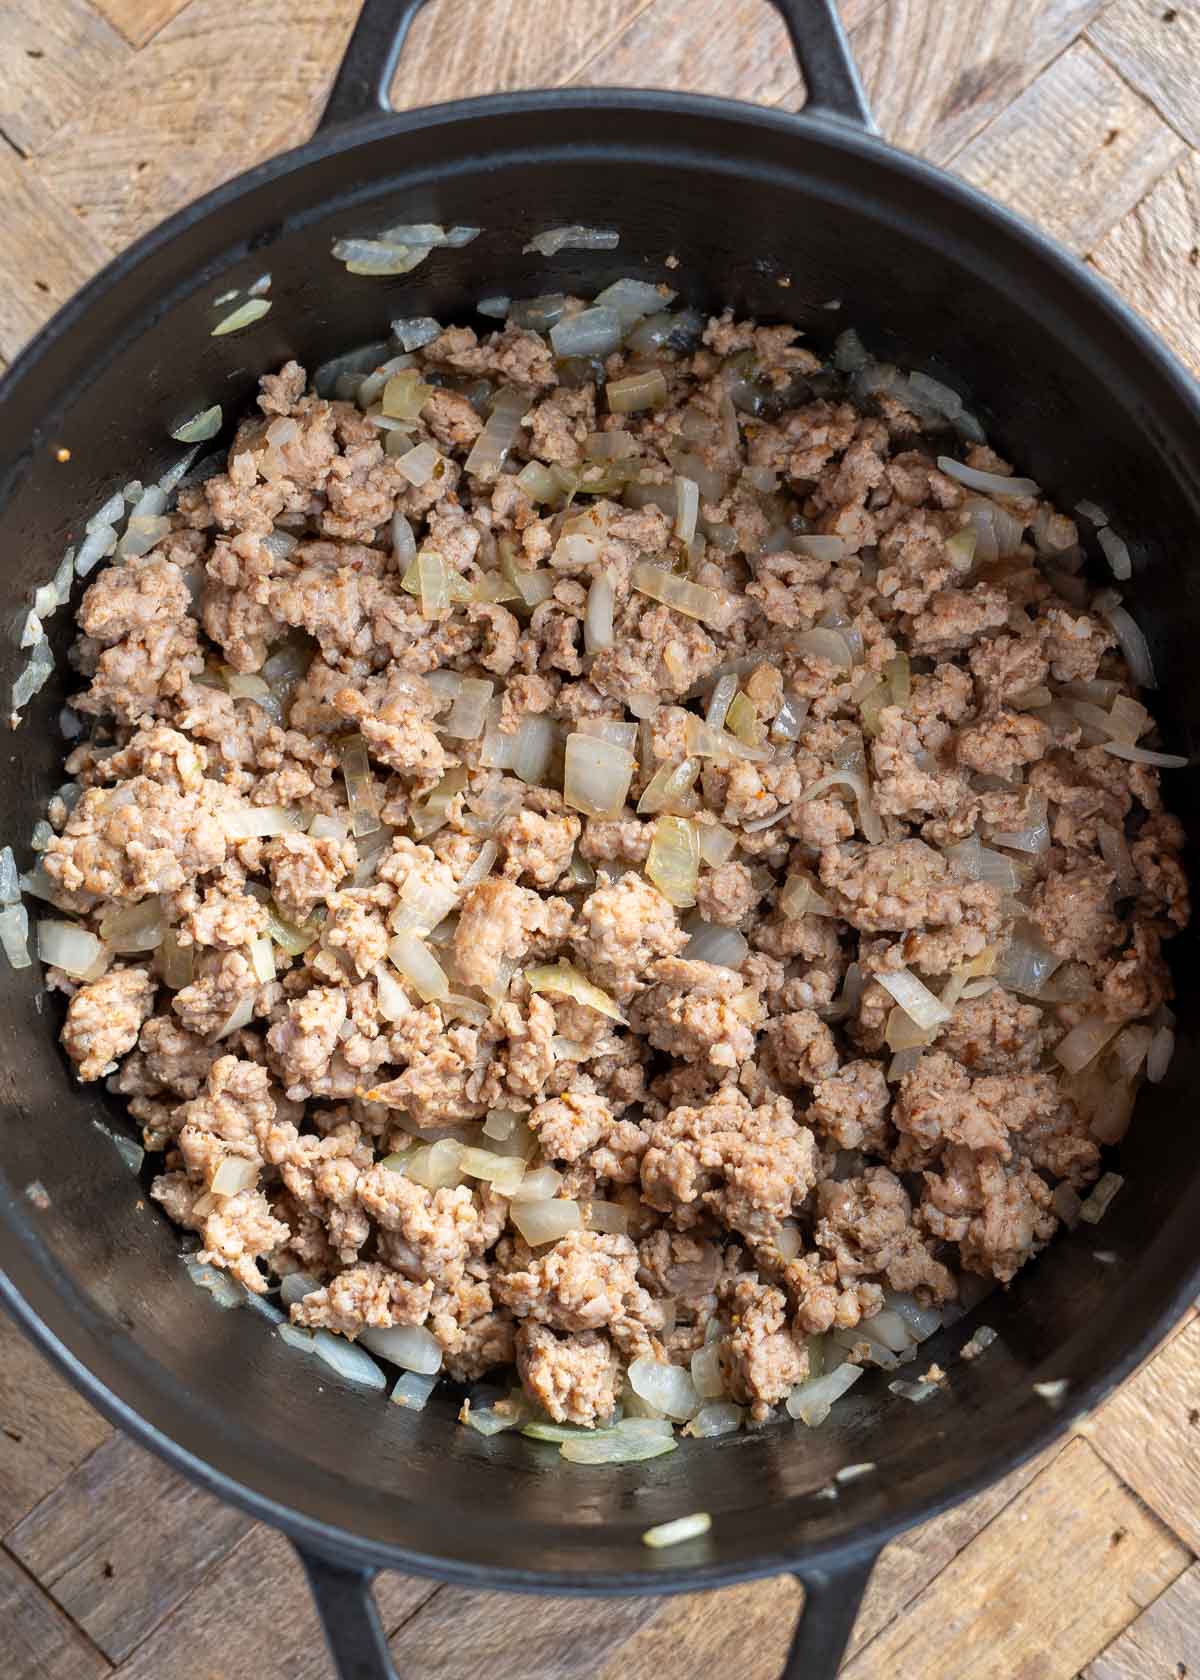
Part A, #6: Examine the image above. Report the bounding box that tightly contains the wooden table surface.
[2,1,1199,1675]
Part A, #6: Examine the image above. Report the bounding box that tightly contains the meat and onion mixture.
[29,290,1189,1444]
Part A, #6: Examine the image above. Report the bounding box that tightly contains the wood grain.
[569,0,799,105]
[840,1438,1190,1679]
[0,1547,108,1680]
[1091,151,1200,374]
[849,0,1108,166]
[0,0,130,158]
[89,0,196,49]
[954,40,1188,253]
[1085,1562,1200,1680]
[1089,0,1200,149]
[0,148,112,363]
[0,1312,111,1537]
[7,1431,251,1662]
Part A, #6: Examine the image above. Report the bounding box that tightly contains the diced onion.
[391,1370,440,1409]
[1055,1013,1121,1074]
[564,733,635,819]
[211,1156,258,1196]
[441,676,494,740]
[387,933,449,1002]
[1102,741,1188,769]
[944,834,1022,892]
[249,935,275,984]
[936,456,1038,498]
[888,1378,940,1404]
[311,1330,388,1390]
[525,225,619,257]
[637,757,700,817]
[792,535,847,562]
[458,1146,527,1196]
[224,803,303,840]
[986,795,1050,854]
[332,238,431,276]
[171,405,222,443]
[632,561,731,628]
[581,1199,629,1235]
[706,674,738,731]
[337,735,381,838]
[790,627,854,670]
[159,929,193,990]
[642,1512,711,1549]
[684,919,748,967]
[1097,596,1156,689]
[186,1262,244,1308]
[1098,527,1132,581]
[771,694,808,742]
[37,920,107,979]
[690,1341,725,1400]
[685,715,772,765]
[380,368,433,419]
[560,1422,677,1465]
[646,815,700,908]
[358,1321,443,1374]
[0,903,31,970]
[780,873,836,918]
[99,897,166,952]
[682,1402,744,1438]
[550,306,624,358]
[526,961,624,1022]
[509,1198,583,1246]
[795,770,883,845]
[402,1139,465,1189]
[608,370,669,414]
[1079,1172,1124,1225]
[373,963,412,1023]
[216,994,256,1039]
[592,277,673,327]
[698,823,737,867]
[628,1356,701,1421]
[465,388,530,481]
[511,1165,564,1202]
[786,1362,863,1426]
[391,316,442,351]
[211,298,271,335]
[1147,1024,1175,1084]
[875,967,952,1030]
[674,476,700,543]
[584,571,616,653]
[394,441,443,488]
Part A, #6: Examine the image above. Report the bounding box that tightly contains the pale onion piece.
[725,691,762,749]
[780,873,836,918]
[525,225,619,256]
[1108,694,1150,745]
[860,1309,913,1355]
[674,475,700,543]
[211,298,271,335]
[706,673,738,731]
[386,933,449,1002]
[563,733,635,819]
[682,1403,744,1438]
[277,1274,320,1309]
[549,305,624,358]
[278,1324,316,1353]
[211,1156,258,1197]
[458,1146,527,1196]
[481,1108,518,1142]
[524,1419,611,1443]
[698,822,737,869]
[88,490,127,532]
[1147,1024,1175,1084]
[516,461,559,502]
[577,717,639,751]
[249,935,275,985]
[888,648,915,709]
[987,794,1050,854]
[889,1377,940,1404]
[159,928,193,990]
[684,920,748,968]
[575,569,617,660]
[609,369,669,415]
[37,920,106,979]
[358,1321,443,1374]
[310,1330,389,1390]
[171,405,222,443]
[646,815,700,909]
[441,675,494,740]
[642,1512,711,1550]
[1055,1013,1122,1074]
[511,1165,563,1202]
[394,441,443,489]
[637,756,700,817]
[391,511,417,568]
[225,802,304,840]
[374,963,412,1023]
[338,735,381,837]
[936,455,1038,498]
[0,848,18,906]
[690,1341,725,1400]
[1097,820,1137,895]
[1088,1077,1137,1145]
[786,1362,864,1426]
[685,714,772,765]
[1012,685,1054,712]
[510,1197,583,1246]
[632,561,732,629]
[1098,597,1156,689]
[99,897,166,952]
[379,223,479,246]
[627,690,658,720]
[884,1291,944,1342]
[627,1356,700,1421]
[0,903,31,969]
[771,694,808,742]
[460,839,499,890]
[876,967,952,1030]
[560,1425,677,1466]
[391,1370,440,1410]
[465,387,531,481]
[581,1199,629,1235]
[216,994,255,1039]
[11,636,54,711]
[885,1005,935,1053]
[29,819,53,851]
[1097,527,1132,581]
[380,368,432,419]
[593,276,673,327]
[185,1261,244,1308]
[943,835,1022,892]
[391,316,442,351]
[484,1111,536,1160]
[526,961,624,1022]
[332,237,431,276]
[1102,740,1188,769]
[795,769,883,846]
[17,610,41,650]
[789,626,854,670]
[1075,498,1109,527]
[403,1139,465,1190]
[1079,1171,1124,1225]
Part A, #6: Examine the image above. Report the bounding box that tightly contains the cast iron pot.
[1,2,1197,1675]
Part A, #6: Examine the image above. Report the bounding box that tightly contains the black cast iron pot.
[1,3,1197,1675]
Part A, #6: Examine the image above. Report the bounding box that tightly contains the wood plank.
[387,0,657,109]
[0,1310,111,1537]
[594,1575,801,1680]
[839,1438,1189,1679]
[1089,0,1200,150]
[0,1546,108,1680]
[7,1432,251,1663]
[110,1523,437,1680]
[88,0,196,50]
[1091,151,1200,376]
[848,0,1107,166]
[1085,1562,1200,1680]
[32,0,360,257]
[953,41,1188,254]
[0,0,130,159]
[1086,1315,1200,1553]
[388,1579,662,1677]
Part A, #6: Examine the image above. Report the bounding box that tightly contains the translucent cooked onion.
[936,456,1038,498]
[637,757,700,817]
[509,1198,583,1246]
[216,994,255,1039]
[559,1419,676,1465]
[1097,595,1156,689]
[592,277,672,328]
[786,1362,863,1426]
[885,1005,935,1053]
[583,571,616,654]
[249,935,275,985]
[387,933,449,1002]
[225,803,304,840]
[1102,741,1188,769]
[37,920,107,979]
[391,316,442,351]
[1055,1013,1122,1074]
[442,675,495,741]
[944,834,1022,892]
[458,1146,527,1197]
[171,405,222,443]
[795,769,883,845]
[564,733,635,819]
[698,823,737,868]
[780,873,836,918]
[0,847,19,906]
[986,795,1050,854]
[1079,1171,1124,1225]
[211,1156,258,1197]
[876,967,952,1030]
[706,674,738,731]
[99,896,166,952]
[578,718,638,752]
[374,963,411,1023]
[685,715,772,765]
[1097,820,1137,894]
[524,225,619,257]
[771,694,808,741]
[684,919,748,967]
[549,306,624,358]
[631,562,732,629]
[332,238,431,276]
[0,902,31,969]
[511,1165,564,1202]
[674,475,700,543]
[608,370,669,414]
[391,1370,440,1410]
[310,1331,388,1390]
[690,1341,725,1400]
[581,1199,630,1235]
[792,535,847,562]
[159,928,193,990]
[647,815,700,908]
[465,387,531,481]
[394,441,443,489]
[789,627,854,670]
[1147,1024,1175,1084]
[642,1512,711,1549]
[526,961,624,1022]
[1098,526,1132,581]
[628,1356,701,1421]
[682,1403,744,1438]
[338,736,381,837]
[211,298,271,335]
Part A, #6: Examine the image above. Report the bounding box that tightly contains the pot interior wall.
[0,97,1196,1586]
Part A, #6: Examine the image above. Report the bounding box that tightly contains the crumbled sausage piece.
[62,966,157,1082]
[516,1323,617,1425]
[572,873,688,1001]
[717,1273,807,1420]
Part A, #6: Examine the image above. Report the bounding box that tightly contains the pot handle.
[319,0,874,132]
[298,1545,399,1680]
[781,1551,879,1678]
